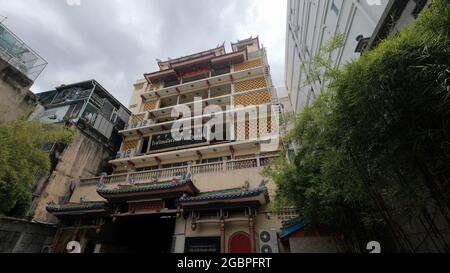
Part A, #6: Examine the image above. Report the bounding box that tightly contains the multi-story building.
[45,37,288,253]
[30,80,131,225]
[285,0,430,114]
[0,19,47,123]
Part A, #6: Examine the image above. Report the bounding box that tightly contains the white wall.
[285,0,390,113]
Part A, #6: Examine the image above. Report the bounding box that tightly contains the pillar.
[220,219,226,253]
[249,217,256,253]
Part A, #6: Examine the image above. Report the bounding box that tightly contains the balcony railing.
[79,155,278,186]
[0,22,47,81]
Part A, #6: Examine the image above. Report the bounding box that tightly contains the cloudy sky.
[0,0,287,106]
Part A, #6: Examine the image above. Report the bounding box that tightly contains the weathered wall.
[0,58,35,123]
[0,216,55,253]
[33,130,113,223]
[71,166,275,203]
[289,237,337,253]
[179,206,288,253]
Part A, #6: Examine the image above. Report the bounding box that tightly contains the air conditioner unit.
[124,149,136,158]
[258,229,279,253]
[140,119,150,127]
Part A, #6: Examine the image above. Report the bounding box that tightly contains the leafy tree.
[265,0,450,252]
[0,119,75,217]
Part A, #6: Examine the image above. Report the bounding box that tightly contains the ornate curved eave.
[96,179,199,201]
[46,201,107,217]
[179,187,269,209]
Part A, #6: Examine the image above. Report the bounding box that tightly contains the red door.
[229,232,252,253]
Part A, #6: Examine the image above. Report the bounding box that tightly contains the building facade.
[29,80,131,226]
[285,0,430,114]
[0,20,47,123]
[45,38,288,253]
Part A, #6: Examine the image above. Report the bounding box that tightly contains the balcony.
[0,22,47,81]
[123,87,276,136]
[141,64,265,101]
[110,132,280,167]
[79,154,278,186]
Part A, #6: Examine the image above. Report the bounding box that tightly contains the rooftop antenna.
[0,15,7,24]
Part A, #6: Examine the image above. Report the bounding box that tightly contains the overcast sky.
[0,0,287,106]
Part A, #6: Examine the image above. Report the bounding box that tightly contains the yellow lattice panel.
[233,59,263,72]
[234,90,272,107]
[234,77,267,93]
[149,82,161,91]
[143,100,157,111]
[259,116,273,137]
[131,114,145,123]
[122,139,139,150]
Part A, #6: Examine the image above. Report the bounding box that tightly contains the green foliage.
[265,0,450,251]
[0,119,75,217]
[303,33,345,86]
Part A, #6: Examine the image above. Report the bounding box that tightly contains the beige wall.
[0,58,36,123]
[180,204,286,253]
[128,79,148,114]
[33,131,112,223]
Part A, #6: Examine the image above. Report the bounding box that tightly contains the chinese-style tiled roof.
[98,180,184,194]
[280,219,306,240]
[179,186,268,204]
[96,175,199,200]
[46,201,106,213]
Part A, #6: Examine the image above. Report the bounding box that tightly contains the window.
[196,156,231,164]
[331,0,340,16]
[140,137,150,154]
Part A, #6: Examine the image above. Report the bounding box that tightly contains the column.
[220,219,226,253]
[249,217,256,253]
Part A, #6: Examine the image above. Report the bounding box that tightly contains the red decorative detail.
[229,146,235,155]
[154,157,162,163]
[229,232,252,253]
[128,200,165,213]
[155,92,160,98]
[140,95,146,102]
[196,151,203,159]
[127,161,135,167]
[182,67,211,79]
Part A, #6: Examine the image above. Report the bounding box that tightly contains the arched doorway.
[229,232,252,253]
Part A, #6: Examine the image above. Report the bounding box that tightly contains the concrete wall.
[0,57,36,123]
[289,236,337,253]
[33,130,113,224]
[285,0,389,114]
[0,216,55,253]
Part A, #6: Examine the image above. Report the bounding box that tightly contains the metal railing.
[79,155,278,186]
[0,22,47,81]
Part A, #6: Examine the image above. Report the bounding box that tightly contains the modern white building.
[285,0,429,114]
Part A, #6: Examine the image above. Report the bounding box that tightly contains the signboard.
[149,127,208,152]
[128,200,165,213]
[184,237,221,253]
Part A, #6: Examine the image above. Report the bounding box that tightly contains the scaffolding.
[0,21,47,81]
